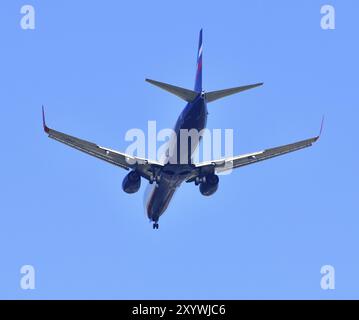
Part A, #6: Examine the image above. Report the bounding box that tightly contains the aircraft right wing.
[191,118,324,177]
[194,136,319,174]
[42,107,163,181]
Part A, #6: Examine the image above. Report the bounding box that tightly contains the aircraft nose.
[146,201,161,222]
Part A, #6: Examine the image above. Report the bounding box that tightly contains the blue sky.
[0,0,358,299]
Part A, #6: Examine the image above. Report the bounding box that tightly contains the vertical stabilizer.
[194,29,203,92]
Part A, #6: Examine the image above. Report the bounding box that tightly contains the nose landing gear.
[153,222,159,229]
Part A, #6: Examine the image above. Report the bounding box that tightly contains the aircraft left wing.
[42,107,163,181]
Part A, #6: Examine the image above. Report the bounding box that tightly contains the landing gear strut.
[149,169,161,184]
[153,223,159,229]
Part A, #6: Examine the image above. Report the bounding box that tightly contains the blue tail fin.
[194,29,203,92]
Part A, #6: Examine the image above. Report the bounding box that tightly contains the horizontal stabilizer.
[206,83,263,103]
[146,79,198,102]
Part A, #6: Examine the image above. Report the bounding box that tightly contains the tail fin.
[194,29,203,92]
[206,82,263,103]
[146,29,263,103]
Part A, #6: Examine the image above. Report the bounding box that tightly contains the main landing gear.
[153,222,159,230]
[149,173,160,184]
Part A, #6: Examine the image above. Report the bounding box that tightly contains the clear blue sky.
[0,0,358,299]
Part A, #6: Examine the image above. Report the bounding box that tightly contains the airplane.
[42,29,322,229]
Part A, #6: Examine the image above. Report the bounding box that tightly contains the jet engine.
[199,174,219,196]
[122,171,141,194]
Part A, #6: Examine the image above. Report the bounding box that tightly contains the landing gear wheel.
[150,175,160,184]
[153,223,159,229]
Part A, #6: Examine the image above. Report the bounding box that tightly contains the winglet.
[318,115,325,139]
[42,106,50,133]
[314,115,325,142]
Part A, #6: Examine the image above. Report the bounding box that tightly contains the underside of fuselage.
[145,97,208,224]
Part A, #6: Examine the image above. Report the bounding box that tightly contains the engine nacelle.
[199,174,219,196]
[122,171,141,194]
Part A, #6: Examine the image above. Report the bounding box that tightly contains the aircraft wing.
[191,118,324,178]
[42,107,163,181]
[194,136,319,174]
